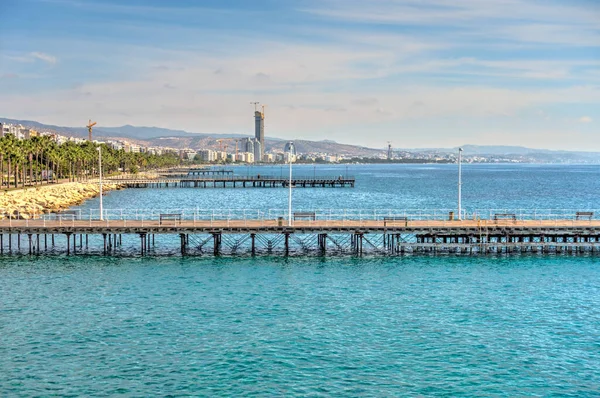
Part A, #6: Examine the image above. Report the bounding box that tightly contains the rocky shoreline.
[0,182,123,220]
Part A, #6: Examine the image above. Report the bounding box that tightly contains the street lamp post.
[97,146,103,221]
[284,141,296,227]
[458,147,463,221]
[286,142,294,226]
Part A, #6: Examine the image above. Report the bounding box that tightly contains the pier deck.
[3,217,600,256]
[105,176,355,188]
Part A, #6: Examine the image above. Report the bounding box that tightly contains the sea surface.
[2,164,600,396]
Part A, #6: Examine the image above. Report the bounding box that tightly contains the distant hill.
[407,145,593,156]
[457,145,557,155]
[0,117,381,156]
[0,117,91,138]
[0,118,250,140]
[97,125,252,140]
[3,117,600,161]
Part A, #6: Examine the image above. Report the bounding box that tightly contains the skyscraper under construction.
[254,109,264,161]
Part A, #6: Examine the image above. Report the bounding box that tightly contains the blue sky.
[0,0,599,149]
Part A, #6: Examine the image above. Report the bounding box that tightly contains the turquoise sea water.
[2,164,600,396]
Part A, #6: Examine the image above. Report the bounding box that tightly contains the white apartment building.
[199,149,217,162]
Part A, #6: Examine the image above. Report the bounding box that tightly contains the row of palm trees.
[0,134,181,189]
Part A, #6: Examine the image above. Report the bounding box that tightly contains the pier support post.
[354,232,363,255]
[103,233,107,255]
[359,233,363,255]
[318,233,327,255]
[213,233,221,256]
[251,234,256,256]
[28,234,32,255]
[140,233,146,256]
[0,234,3,255]
[284,233,290,256]
[180,233,186,256]
[66,233,71,255]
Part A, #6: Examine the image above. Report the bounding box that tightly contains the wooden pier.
[159,168,234,177]
[187,168,233,176]
[3,218,600,256]
[105,176,355,188]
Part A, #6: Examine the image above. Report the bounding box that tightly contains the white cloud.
[302,0,600,47]
[2,0,599,149]
[30,52,57,65]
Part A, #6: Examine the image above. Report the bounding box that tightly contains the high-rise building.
[254,110,264,161]
[253,140,262,164]
[241,137,254,154]
[241,137,262,163]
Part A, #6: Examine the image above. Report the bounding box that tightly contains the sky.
[0,0,599,150]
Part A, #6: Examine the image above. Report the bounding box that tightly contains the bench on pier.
[576,211,594,220]
[58,210,79,220]
[293,212,316,221]
[159,213,182,225]
[493,213,517,222]
[383,216,408,227]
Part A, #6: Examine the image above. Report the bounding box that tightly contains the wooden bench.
[293,212,316,221]
[383,216,408,227]
[159,213,182,225]
[576,211,594,220]
[493,213,517,221]
[58,210,79,220]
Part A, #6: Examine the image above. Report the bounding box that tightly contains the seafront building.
[0,123,38,139]
[198,149,218,162]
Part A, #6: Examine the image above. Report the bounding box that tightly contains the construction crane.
[250,101,260,112]
[216,138,240,158]
[87,119,97,141]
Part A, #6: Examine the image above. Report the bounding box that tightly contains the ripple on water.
[4,164,600,395]
[1,255,600,395]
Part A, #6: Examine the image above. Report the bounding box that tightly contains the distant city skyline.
[0,0,598,150]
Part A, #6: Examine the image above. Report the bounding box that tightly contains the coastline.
[0,182,123,220]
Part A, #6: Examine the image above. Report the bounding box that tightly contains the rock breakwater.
[0,182,123,220]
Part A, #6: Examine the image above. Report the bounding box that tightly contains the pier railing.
[104,175,356,181]
[5,208,595,227]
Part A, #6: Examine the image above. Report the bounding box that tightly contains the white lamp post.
[97,146,103,220]
[285,142,295,226]
[458,147,463,221]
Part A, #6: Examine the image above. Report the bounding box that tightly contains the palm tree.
[1,133,184,187]
[29,136,43,185]
[0,136,6,188]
